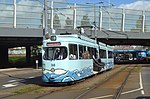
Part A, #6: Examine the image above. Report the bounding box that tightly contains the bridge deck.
[0,1,150,45]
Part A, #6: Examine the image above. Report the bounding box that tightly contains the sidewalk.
[0,68,42,77]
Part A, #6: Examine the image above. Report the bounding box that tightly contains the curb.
[0,68,17,72]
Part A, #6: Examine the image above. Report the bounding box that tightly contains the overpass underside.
[0,28,150,68]
[0,36,42,68]
[99,39,150,46]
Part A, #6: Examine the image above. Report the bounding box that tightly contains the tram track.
[32,65,129,99]
[112,66,135,99]
[75,65,136,99]
[1,65,136,99]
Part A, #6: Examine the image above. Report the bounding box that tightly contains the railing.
[0,0,150,32]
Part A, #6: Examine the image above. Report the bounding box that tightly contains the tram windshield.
[43,47,67,60]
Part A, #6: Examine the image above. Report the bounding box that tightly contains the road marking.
[139,72,143,89]
[89,71,145,99]
[139,71,145,95]
[8,80,17,83]
[28,76,35,78]
[121,88,142,94]
[2,83,18,88]
[141,90,145,95]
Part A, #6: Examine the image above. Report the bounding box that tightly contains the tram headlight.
[50,36,57,41]
[50,68,55,72]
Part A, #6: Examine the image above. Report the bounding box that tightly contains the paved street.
[0,68,42,97]
[142,66,150,96]
[0,65,149,99]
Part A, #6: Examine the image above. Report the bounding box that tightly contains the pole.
[43,0,48,36]
[73,3,77,30]
[94,5,97,43]
[50,1,54,29]
[36,60,39,69]
[99,6,103,31]
[108,0,110,30]
[13,0,16,28]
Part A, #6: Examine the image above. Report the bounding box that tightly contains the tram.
[42,33,114,83]
[114,50,148,64]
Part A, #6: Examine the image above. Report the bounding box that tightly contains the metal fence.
[0,0,150,32]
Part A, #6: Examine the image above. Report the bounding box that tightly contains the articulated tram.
[42,33,114,83]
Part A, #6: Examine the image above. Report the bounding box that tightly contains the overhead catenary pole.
[108,0,110,30]
[73,3,77,30]
[50,1,54,29]
[86,2,98,43]
[99,5,103,31]
[43,0,48,36]
[94,4,97,42]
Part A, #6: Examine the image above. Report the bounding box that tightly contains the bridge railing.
[0,0,150,32]
[0,0,43,28]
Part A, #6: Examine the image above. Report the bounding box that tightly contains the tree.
[65,17,73,29]
[53,14,61,29]
[40,13,51,28]
[81,14,91,27]
[131,15,147,32]
[80,14,92,30]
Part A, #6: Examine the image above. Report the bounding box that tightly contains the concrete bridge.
[0,0,150,67]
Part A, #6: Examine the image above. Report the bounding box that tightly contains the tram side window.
[92,48,97,59]
[108,51,113,58]
[100,49,106,58]
[87,47,92,59]
[69,44,78,60]
[79,45,86,59]
[87,47,97,59]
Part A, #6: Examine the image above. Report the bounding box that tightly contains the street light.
[86,2,103,43]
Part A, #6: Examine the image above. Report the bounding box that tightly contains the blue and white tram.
[42,34,114,83]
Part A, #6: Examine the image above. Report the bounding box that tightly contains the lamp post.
[86,2,103,43]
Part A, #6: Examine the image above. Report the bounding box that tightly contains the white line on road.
[28,76,35,79]
[139,71,145,95]
[141,90,145,95]
[89,71,145,99]
[2,82,18,88]
[8,80,17,83]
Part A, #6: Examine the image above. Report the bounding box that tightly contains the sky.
[1,0,150,10]
[66,0,138,6]
[53,0,150,11]
[58,0,149,6]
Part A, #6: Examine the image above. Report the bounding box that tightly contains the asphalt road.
[34,65,150,99]
[0,68,42,90]
[142,66,150,96]
[0,65,149,99]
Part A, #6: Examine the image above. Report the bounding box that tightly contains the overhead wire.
[100,2,128,39]
[35,0,128,39]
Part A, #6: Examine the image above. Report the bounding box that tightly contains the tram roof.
[57,34,97,44]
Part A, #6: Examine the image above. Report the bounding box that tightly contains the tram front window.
[43,47,67,60]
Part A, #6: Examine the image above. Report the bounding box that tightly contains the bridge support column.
[26,46,31,66]
[0,46,8,68]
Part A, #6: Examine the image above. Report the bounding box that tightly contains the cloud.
[118,1,150,11]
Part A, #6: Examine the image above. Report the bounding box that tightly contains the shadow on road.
[136,96,150,99]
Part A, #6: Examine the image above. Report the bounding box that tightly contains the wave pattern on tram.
[43,66,93,82]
